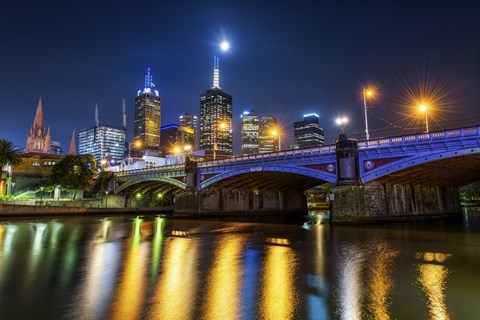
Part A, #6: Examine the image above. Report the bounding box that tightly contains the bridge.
[115,126,480,222]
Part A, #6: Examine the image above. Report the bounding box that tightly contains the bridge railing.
[116,164,185,177]
[357,126,479,149]
[197,145,337,168]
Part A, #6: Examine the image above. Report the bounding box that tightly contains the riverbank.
[0,202,172,217]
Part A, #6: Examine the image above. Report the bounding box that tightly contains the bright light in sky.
[220,40,230,52]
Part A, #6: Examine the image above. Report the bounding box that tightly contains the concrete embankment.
[0,202,170,217]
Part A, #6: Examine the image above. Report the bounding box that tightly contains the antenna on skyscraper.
[122,97,127,129]
[213,57,220,88]
[95,102,99,127]
[145,67,155,88]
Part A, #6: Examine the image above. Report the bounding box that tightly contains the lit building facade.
[200,57,233,159]
[50,141,63,155]
[78,125,126,162]
[26,97,52,154]
[259,116,279,154]
[241,110,259,155]
[179,113,198,149]
[160,124,195,155]
[134,68,161,156]
[294,113,325,149]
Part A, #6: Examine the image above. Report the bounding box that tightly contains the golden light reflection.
[367,242,399,320]
[203,234,245,319]
[110,218,149,320]
[417,252,451,320]
[150,217,165,284]
[259,244,298,320]
[102,220,111,241]
[0,225,5,249]
[338,245,364,320]
[74,242,120,319]
[149,237,198,319]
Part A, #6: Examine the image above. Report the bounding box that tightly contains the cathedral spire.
[33,97,44,129]
[95,102,99,127]
[213,57,220,88]
[68,131,76,155]
[43,127,51,153]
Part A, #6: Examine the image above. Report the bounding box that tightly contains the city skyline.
[1,1,479,154]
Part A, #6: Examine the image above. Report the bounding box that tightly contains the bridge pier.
[331,183,461,223]
[174,188,307,216]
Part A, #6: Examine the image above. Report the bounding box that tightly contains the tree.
[0,139,22,195]
[49,155,97,199]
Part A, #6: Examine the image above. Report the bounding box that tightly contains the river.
[0,209,479,319]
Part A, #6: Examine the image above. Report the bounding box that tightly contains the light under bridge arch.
[200,165,337,190]
[115,177,187,194]
[361,146,480,184]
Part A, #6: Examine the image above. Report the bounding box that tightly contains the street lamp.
[419,104,429,133]
[40,186,45,203]
[336,117,349,134]
[100,159,107,171]
[271,128,281,151]
[128,140,142,170]
[213,121,227,160]
[363,88,375,140]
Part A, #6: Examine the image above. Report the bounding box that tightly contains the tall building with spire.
[78,103,126,163]
[200,57,233,159]
[26,97,52,154]
[133,67,161,156]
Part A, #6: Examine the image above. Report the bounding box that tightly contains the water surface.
[0,211,479,319]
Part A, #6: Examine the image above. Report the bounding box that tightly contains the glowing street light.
[271,128,281,151]
[336,117,349,134]
[363,88,375,140]
[419,104,429,133]
[128,140,142,170]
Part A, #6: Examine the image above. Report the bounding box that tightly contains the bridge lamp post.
[336,117,349,135]
[213,121,227,160]
[100,159,107,171]
[419,104,429,133]
[271,129,281,151]
[363,88,374,140]
[128,140,142,170]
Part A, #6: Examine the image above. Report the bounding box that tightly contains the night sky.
[1,1,479,154]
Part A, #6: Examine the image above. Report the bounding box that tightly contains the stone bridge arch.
[361,147,480,186]
[200,165,337,190]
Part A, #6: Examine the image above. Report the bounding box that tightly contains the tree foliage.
[49,155,97,198]
[0,139,22,174]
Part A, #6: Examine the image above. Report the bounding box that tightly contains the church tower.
[26,97,52,154]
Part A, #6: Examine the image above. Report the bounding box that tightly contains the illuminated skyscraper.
[179,113,198,149]
[78,104,126,162]
[259,116,279,154]
[160,124,195,155]
[78,126,125,162]
[241,110,259,155]
[134,67,161,156]
[294,113,325,149]
[200,57,233,159]
[26,97,52,154]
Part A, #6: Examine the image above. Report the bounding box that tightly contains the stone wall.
[331,183,461,223]
[174,188,308,215]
